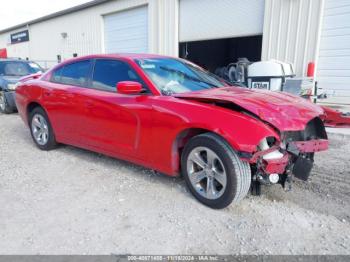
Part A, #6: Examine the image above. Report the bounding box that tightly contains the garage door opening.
[179,35,262,74]
[104,5,148,54]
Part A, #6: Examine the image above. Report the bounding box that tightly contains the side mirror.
[117,81,142,95]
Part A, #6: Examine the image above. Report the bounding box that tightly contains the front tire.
[181,133,251,209]
[0,91,13,114]
[29,107,57,150]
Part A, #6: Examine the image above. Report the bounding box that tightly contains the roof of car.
[114,53,171,59]
[44,53,176,77]
[56,53,173,67]
[79,53,171,60]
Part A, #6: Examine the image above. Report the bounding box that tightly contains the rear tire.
[0,91,13,114]
[181,133,251,209]
[29,107,57,150]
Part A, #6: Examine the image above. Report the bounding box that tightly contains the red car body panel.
[174,87,325,131]
[263,154,290,174]
[291,139,329,153]
[322,106,350,128]
[15,54,327,177]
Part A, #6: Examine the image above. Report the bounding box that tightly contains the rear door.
[76,58,153,159]
[43,60,93,144]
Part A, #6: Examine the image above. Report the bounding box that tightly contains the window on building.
[91,59,146,92]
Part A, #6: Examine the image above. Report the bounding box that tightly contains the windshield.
[0,61,42,77]
[135,58,227,95]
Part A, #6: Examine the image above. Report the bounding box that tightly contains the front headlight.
[7,83,17,91]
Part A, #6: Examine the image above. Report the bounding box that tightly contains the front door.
[77,59,153,159]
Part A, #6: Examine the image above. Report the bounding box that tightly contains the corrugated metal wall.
[262,0,324,77]
[179,0,264,42]
[0,26,31,60]
[316,0,350,105]
[149,0,179,56]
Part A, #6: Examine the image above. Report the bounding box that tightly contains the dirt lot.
[0,113,349,255]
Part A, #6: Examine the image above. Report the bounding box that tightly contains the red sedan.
[15,54,328,209]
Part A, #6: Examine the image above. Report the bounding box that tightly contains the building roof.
[0,58,37,63]
[0,0,111,34]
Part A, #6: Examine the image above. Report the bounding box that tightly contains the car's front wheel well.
[172,128,210,173]
[172,128,231,174]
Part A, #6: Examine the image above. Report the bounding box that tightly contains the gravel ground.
[0,113,349,255]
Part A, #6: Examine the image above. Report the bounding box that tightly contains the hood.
[174,87,324,131]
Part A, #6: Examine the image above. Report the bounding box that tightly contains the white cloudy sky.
[0,0,91,30]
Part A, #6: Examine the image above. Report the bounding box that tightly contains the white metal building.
[0,0,349,105]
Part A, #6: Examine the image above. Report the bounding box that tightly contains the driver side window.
[92,59,147,92]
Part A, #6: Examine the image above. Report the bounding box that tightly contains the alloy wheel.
[0,92,5,111]
[186,146,227,200]
[31,114,49,145]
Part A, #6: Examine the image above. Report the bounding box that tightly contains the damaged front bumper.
[249,139,329,185]
[288,139,329,155]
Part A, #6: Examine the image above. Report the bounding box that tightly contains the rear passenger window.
[92,59,145,92]
[51,60,92,87]
[51,67,63,83]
